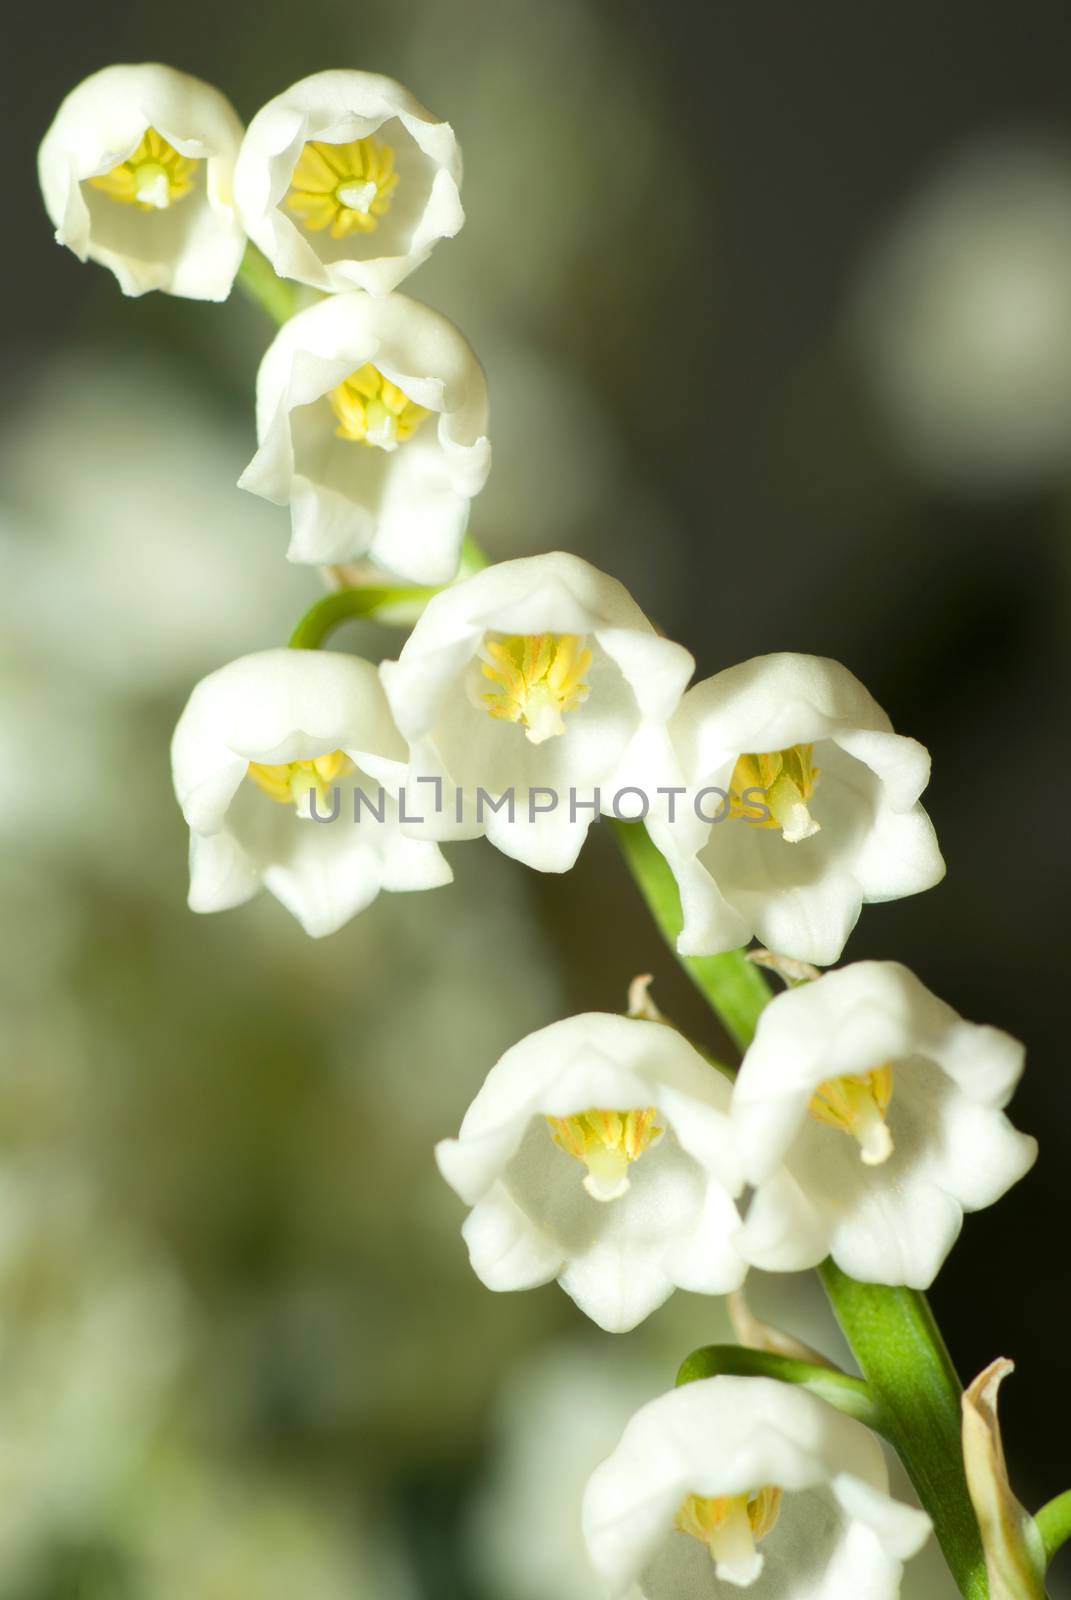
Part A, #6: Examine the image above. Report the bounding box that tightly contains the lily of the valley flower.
[234,70,463,295]
[435,1013,746,1333]
[38,64,245,300]
[733,962,1038,1288]
[380,553,695,873]
[652,653,946,967]
[171,648,451,938]
[583,1376,931,1597]
[238,292,490,582]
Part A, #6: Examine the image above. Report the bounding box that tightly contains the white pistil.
[854,1094,895,1166]
[547,1107,663,1203]
[481,633,593,744]
[808,1065,896,1166]
[134,163,171,208]
[730,744,822,841]
[675,1489,781,1586]
[708,1497,763,1586]
[337,180,377,214]
[581,1144,632,1203]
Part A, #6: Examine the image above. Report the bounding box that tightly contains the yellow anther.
[328,365,430,450]
[89,128,196,210]
[285,137,399,239]
[481,634,593,745]
[809,1064,895,1165]
[247,751,353,811]
[676,1488,783,1580]
[547,1108,663,1202]
[729,744,821,842]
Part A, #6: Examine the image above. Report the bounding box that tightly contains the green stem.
[286,537,486,652]
[1037,1490,1071,1567]
[820,1263,987,1597]
[677,1343,882,1430]
[289,584,438,650]
[460,532,490,573]
[612,817,989,1598]
[612,820,771,1053]
[237,242,300,327]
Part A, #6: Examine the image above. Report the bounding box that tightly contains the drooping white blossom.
[652,653,945,967]
[238,291,490,583]
[234,70,463,295]
[379,553,695,873]
[38,64,245,300]
[583,1376,931,1598]
[171,648,451,938]
[435,1012,746,1333]
[732,962,1038,1288]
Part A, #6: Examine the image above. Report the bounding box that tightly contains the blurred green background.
[3,1,1071,1594]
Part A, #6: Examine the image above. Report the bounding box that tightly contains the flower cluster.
[40,64,461,302]
[37,65,947,963]
[437,964,1034,1328]
[42,56,1048,1600]
[168,547,948,946]
[41,64,484,585]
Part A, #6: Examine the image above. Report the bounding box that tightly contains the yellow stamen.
[285,137,399,239]
[809,1064,895,1165]
[729,744,821,841]
[547,1108,663,1202]
[89,128,196,211]
[247,751,353,812]
[676,1488,783,1582]
[481,634,593,745]
[328,365,430,450]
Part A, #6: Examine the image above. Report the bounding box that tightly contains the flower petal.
[234,70,463,295]
[239,293,488,582]
[38,64,245,300]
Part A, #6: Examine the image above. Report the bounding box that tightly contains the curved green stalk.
[820,1264,987,1597]
[288,584,438,649]
[1037,1489,1071,1567]
[612,817,989,1598]
[460,532,490,572]
[286,537,486,653]
[677,1343,882,1430]
[237,242,301,327]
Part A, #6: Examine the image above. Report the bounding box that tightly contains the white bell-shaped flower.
[583,1375,931,1597]
[238,291,490,583]
[234,69,463,295]
[652,653,945,967]
[379,553,695,873]
[733,962,1038,1288]
[436,1012,746,1333]
[38,64,245,300]
[171,648,452,938]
